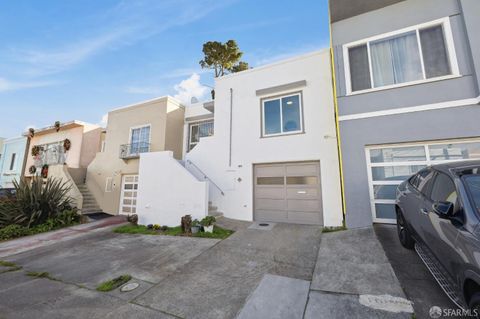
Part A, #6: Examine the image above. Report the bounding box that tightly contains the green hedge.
[0,209,81,241]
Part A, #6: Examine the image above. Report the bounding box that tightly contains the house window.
[130,125,150,155]
[262,93,303,137]
[188,120,214,151]
[345,18,458,94]
[9,153,16,171]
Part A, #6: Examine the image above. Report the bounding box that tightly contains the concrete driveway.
[375,224,457,318]
[0,218,322,319]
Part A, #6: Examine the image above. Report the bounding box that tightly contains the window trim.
[365,137,480,224]
[260,92,304,137]
[187,119,214,152]
[128,124,151,151]
[343,17,460,95]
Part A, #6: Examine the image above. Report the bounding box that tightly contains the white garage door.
[254,161,323,225]
[366,138,480,224]
[119,175,138,215]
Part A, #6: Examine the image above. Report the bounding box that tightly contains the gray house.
[330,0,480,228]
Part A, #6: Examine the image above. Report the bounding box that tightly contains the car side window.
[412,169,435,197]
[431,172,457,204]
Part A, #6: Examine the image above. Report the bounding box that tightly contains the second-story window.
[188,120,214,152]
[130,125,150,155]
[9,153,16,171]
[346,18,458,93]
[262,93,303,137]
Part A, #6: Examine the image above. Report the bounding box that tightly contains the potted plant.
[191,219,200,234]
[200,216,216,233]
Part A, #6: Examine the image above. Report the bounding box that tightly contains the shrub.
[200,216,216,227]
[0,177,73,228]
[0,225,30,241]
[153,224,161,230]
[55,209,80,226]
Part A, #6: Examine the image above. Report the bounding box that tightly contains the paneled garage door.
[254,161,323,225]
[366,138,480,224]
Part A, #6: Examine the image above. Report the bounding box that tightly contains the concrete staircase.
[76,184,102,215]
[208,201,223,218]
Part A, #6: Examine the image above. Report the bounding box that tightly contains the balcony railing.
[119,142,151,159]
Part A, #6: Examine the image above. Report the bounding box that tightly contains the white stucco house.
[136,50,344,227]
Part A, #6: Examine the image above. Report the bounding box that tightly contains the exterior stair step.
[208,211,224,218]
[74,183,103,215]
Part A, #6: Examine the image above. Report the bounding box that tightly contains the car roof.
[431,160,480,177]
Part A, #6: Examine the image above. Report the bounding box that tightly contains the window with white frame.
[262,93,303,137]
[366,139,480,224]
[130,125,150,155]
[188,120,214,151]
[345,18,459,94]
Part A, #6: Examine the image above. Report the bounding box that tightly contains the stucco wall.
[331,0,480,228]
[332,0,478,117]
[0,137,28,188]
[47,164,83,209]
[86,97,185,215]
[340,104,480,228]
[79,126,103,168]
[460,0,480,93]
[185,50,344,226]
[137,151,208,226]
[25,126,85,172]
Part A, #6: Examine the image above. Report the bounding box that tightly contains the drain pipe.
[229,88,233,167]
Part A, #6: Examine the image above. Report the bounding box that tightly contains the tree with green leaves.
[199,40,249,77]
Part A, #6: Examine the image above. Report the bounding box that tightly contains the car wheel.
[396,209,414,249]
[469,292,480,318]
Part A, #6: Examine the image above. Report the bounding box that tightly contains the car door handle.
[420,208,428,215]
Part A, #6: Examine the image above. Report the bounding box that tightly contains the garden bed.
[113,224,234,239]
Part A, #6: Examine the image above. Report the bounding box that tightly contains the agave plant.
[0,177,73,228]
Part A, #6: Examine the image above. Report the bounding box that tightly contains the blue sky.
[0,0,330,138]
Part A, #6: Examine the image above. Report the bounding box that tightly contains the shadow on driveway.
[374,224,457,318]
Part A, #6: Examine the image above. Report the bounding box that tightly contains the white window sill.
[261,130,305,138]
[346,74,462,96]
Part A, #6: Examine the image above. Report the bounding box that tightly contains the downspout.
[229,88,233,167]
[329,4,347,226]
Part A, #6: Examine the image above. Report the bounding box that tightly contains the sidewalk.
[236,227,414,319]
[0,216,126,258]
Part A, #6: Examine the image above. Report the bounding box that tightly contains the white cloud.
[0,77,56,92]
[173,73,209,105]
[8,0,236,78]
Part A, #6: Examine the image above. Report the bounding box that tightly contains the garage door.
[254,161,323,225]
[366,139,480,224]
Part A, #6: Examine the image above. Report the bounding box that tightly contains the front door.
[119,175,138,215]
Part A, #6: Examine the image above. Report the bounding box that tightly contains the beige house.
[86,96,185,215]
[24,121,103,211]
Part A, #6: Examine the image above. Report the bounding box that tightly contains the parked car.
[396,160,480,311]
